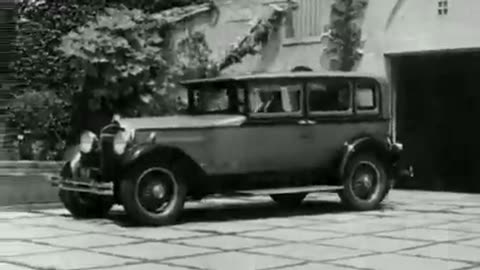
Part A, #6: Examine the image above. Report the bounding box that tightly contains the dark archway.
[391,52,480,193]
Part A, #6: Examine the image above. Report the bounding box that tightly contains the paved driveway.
[0,190,479,270]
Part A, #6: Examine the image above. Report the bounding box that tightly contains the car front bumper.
[49,161,114,196]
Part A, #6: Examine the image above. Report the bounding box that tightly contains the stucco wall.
[171,0,267,75]
[173,0,480,78]
[358,0,480,77]
[171,0,336,75]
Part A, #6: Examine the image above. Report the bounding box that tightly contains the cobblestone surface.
[0,190,478,270]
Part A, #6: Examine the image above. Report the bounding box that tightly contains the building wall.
[175,0,480,78]
[357,0,480,76]
[171,0,337,75]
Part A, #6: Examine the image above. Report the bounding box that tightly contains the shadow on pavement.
[107,198,390,227]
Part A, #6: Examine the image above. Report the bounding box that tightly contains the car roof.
[180,71,386,86]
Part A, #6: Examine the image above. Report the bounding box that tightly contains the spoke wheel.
[339,154,389,211]
[120,163,187,226]
[137,168,175,215]
[351,162,380,201]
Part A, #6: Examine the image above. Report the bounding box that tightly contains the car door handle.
[298,120,308,125]
[298,120,316,125]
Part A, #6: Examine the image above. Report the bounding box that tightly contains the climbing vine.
[217,4,292,71]
[323,0,369,71]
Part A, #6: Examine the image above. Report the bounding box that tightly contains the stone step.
[0,132,16,144]
[0,92,13,99]
[0,175,59,206]
[0,160,64,205]
[0,98,12,107]
[0,151,18,160]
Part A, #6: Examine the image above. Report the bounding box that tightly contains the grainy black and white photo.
[0,0,479,269]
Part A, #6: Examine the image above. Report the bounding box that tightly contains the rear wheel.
[120,162,187,226]
[59,190,113,219]
[270,193,307,207]
[339,154,389,211]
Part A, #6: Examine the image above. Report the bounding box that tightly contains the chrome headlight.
[79,131,97,153]
[113,127,134,155]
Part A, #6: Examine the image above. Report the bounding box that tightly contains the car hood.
[118,114,247,130]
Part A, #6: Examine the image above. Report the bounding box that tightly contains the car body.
[50,71,410,226]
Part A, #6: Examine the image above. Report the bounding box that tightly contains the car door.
[217,79,313,174]
[300,78,355,168]
[301,77,385,169]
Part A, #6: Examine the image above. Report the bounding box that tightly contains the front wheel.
[339,154,389,211]
[59,190,113,219]
[120,163,187,226]
[270,193,307,207]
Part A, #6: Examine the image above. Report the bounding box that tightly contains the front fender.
[121,143,163,167]
[121,143,198,169]
[338,136,399,179]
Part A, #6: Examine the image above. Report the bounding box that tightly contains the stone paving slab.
[247,243,372,262]
[95,242,215,261]
[319,235,427,252]
[457,237,480,248]
[277,263,355,270]
[241,227,347,242]
[336,253,471,270]
[0,190,478,270]
[4,250,136,270]
[109,227,212,241]
[34,233,139,249]
[171,234,281,250]
[165,251,302,270]
[400,243,480,263]
[93,263,192,270]
[0,241,64,257]
[0,262,34,270]
[376,227,477,242]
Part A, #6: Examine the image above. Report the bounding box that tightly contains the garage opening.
[389,52,480,193]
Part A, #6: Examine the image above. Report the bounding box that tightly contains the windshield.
[187,84,246,114]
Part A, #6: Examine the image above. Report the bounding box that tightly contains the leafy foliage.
[176,31,219,79]
[11,0,105,94]
[324,0,368,71]
[218,5,289,71]
[8,90,69,160]
[9,0,217,160]
[59,7,171,114]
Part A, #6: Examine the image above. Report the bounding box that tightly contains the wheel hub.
[151,183,166,199]
[137,169,175,214]
[352,162,379,200]
[361,174,373,189]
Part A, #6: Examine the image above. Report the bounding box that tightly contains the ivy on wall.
[217,5,289,71]
[322,0,369,71]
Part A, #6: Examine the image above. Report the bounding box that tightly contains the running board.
[236,185,343,196]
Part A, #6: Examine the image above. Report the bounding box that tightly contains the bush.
[8,90,70,160]
[9,0,218,160]
[58,6,175,115]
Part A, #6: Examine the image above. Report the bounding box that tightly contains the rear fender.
[338,136,396,180]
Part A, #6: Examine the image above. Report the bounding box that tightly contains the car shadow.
[108,198,393,227]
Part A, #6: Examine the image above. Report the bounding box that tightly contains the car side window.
[355,79,379,113]
[307,80,353,115]
[249,83,302,117]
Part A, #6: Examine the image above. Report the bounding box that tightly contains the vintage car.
[50,71,410,226]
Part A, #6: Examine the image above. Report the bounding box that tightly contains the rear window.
[355,79,379,113]
[307,80,353,114]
